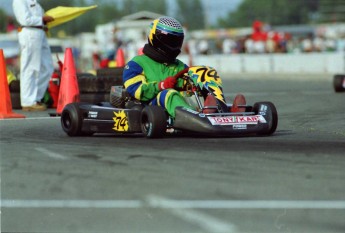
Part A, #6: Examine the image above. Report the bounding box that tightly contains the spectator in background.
[251,20,267,53]
[6,17,17,33]
[12,0,54,111]
[113,27,124,52]
[222,37,236,54]
[325,34,336,52]
[186,36,198,56]
[336,33,345,52]
[313,35,325,52]
[276,32,289,53]
[301,34,313,53]
[198,39,209,55]
[236,36,247,53]
[244,35,254,53]
[136,30,147,55]
[266,31,276,53]
[253,40,266,53]
[91,39,101,69]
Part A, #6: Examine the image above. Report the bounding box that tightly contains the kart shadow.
[83,130,292,139]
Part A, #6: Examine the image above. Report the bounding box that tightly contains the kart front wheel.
[253,101,278,136]
[141,106,167,138]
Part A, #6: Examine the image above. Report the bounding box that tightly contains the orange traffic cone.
[115,48,125,67]
[56,48,79,114]
[0,49,25,119]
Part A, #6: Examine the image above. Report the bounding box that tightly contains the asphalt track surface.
[1,73,344,233]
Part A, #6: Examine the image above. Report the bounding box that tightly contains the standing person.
[12,0,55,111]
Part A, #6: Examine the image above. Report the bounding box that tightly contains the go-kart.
[61,66,278,138]
[333,74,345,92]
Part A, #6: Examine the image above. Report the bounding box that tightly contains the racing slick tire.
[9,80,24,109]
[333,74,345,92]
[125,101,144,111]
[61,102,93,136]
[253,101,278,136]
[141,106,167,138]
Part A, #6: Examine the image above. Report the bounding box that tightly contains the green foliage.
[3,0,206,34]
[39,0,98,36]
[176,0,205,30]
[217,0,320,28]
[318,0,345,23]
[43,0,167,36]
[39,0,73,10]
[97,3,124,23]
[122,0,166,15]
[0,8,6,32]
[3,0,343,35]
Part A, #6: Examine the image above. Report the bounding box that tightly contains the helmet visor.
[156,32,184,50]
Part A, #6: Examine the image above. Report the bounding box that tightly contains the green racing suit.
[123,54,193,117]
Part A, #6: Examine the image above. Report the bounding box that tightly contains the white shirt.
[12,0,44,27]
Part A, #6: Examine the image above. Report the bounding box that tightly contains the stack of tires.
[78,67,123,103]
[9,67,123,109]
[9,79,21,109]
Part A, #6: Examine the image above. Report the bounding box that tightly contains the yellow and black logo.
[113,110,129,132]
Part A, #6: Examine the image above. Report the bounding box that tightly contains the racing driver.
[123,16,245,118]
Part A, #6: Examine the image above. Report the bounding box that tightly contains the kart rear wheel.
[253,101,278,136]
[141,106,167,138]
[61,103,93,136]
[333,74,345,92]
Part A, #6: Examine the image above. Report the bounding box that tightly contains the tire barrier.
[9,67,124,109]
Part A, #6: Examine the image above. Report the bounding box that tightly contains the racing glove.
[158,76,177,90]
[42,16,54,24]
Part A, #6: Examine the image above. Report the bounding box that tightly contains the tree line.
[1,0,342,36]
[218,0,344,28]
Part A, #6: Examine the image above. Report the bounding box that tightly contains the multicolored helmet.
[148,16,184,60]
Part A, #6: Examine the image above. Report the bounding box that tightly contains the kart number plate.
[208,115,266,125]
[113,110,129,132]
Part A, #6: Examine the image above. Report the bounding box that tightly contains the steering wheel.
[173,67,190,80]
[173,67,195,92]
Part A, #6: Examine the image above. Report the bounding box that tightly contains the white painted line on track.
[0,200,142,208]
[2,198,345,232]
[35,147,67,160]
[147,195,237,233]
[2,199,345,209]
[145,199,345,209]
[163,207,237,233]
[27,117,60,120]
